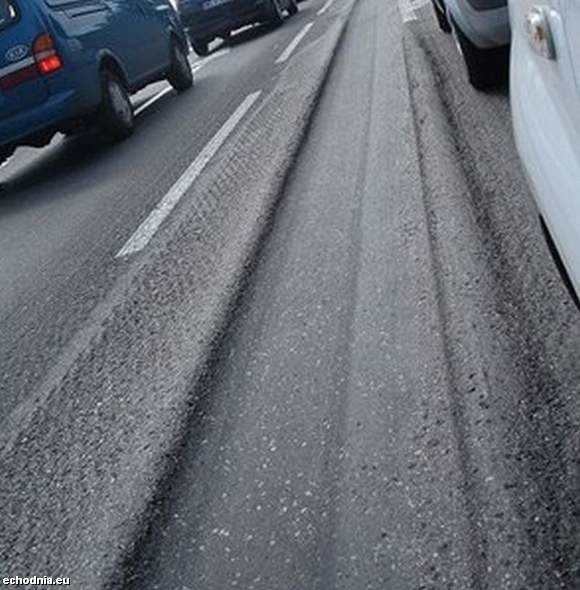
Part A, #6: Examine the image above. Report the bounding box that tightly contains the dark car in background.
[177,0,298,56]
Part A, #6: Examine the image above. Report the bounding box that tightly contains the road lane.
[0,10,354,585]
[127,1,580,589]
[317,0,337,16]
[117,90,262,257]
[1,0,578,585]
[128,0,477,587]
[276,22,315,63]
[402,5,580,587]
[0,0,333,423]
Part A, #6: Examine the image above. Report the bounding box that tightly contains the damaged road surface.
[124,0,580,589]
[1,0,580,587]
[126,0,474,585]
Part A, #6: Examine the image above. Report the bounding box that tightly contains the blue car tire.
[98,69,135,141]
[168,41,193,91]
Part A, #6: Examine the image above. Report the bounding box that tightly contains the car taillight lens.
[33,33,63,74]
[0,33,62,90]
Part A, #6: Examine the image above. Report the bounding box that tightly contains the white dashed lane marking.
[117,91,262,258]
[134,87,174,116]
[275,22,314,64]
[317,0,337,16]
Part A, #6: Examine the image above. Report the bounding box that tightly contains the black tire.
[432,0,451,33]
[287,0,298,16]
[167,41,193,92]
[191,38,209,56]
[98,69,134,141]
[452,17,508,91]
[267,0,284,26]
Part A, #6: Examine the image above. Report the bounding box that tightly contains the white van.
[510,0,580,300]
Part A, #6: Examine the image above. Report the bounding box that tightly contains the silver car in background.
[510,0,580,300]
[432,0,510,89]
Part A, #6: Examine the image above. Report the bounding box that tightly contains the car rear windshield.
[0,0,17,31]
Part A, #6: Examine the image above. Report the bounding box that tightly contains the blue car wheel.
[168,41,193,91]
[98,69,135,141]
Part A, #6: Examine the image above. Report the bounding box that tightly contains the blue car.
[178,0,298,57]
[0,0,193,165]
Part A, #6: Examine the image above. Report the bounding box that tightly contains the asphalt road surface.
[2,0,580,588]
[126,0,579,589]
[0,0,334,420]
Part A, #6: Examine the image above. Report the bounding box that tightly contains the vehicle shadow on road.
[0,134,127,207]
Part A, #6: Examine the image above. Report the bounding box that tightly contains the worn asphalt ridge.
[404,19,580,589]
[0,7,354,589]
